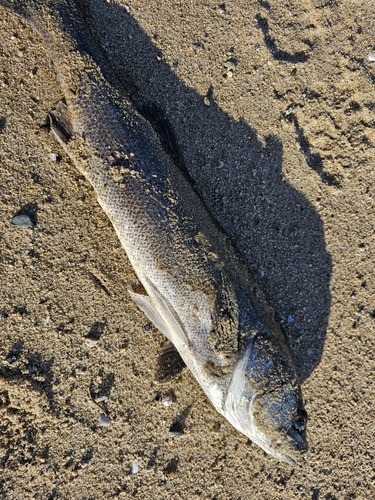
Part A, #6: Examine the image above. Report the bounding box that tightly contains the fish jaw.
[223,331,308,465]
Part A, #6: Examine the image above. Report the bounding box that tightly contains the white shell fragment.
[98,414,111,426]
[368,50,375,62]
[131,460,139,474]
[162,395,173,407]
[224,60,236,71]
[10,214,34,228]
[95,395,108,403]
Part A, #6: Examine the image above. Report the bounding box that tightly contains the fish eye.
[293,410,307,432]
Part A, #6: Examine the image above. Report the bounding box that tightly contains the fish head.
[224,326,307,466]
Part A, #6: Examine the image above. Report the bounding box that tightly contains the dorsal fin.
[139,104,185,166]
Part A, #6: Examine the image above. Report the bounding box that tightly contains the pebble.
[224,60,236,71]
[50,153,60,162]
[10,214,34,228]
[287,315,294,323]
[85,337,100,347]
[212,422,221,432]
[98,414,111,426]
[95,395,108,403]
[162,395,173,407]
[369,50,375,62]
[131,460,139,474]
[203,96,210,106]
[307,347,314,356]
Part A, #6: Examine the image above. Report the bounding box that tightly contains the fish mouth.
[246,392,308,466]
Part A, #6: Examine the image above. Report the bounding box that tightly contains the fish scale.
[0,0,308,465]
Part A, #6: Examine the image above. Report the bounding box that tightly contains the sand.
[0,0,374,498]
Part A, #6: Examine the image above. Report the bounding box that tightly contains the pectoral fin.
[129,290,171,340]
[128,278,188,348]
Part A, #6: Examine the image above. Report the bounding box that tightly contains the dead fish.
[1,0,307,465]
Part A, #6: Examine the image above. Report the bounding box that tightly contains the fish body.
[1,0,307,465]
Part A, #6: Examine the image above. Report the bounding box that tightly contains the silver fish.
[1,0,307,465]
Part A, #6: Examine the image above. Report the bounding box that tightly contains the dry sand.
[0,0,374,498]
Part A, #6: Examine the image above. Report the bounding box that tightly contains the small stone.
[203,96,210,106]
[227,70,233,78]
[85,337,100,347]
[224,60,236,71]
[287,315,293,324]
[212,421,221,432]
[50,153,60,162]
[10,214,34,228]
[369,50,375,62]
[218,3,226,14]
[98,414,111,426]
[162,395,173,407]
[307,347,314,356]
[131,460,139,474]
[124,3,130,13]
[254,42,260,51]
[95,395,108,403]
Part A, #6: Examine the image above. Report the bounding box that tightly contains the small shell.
[162,395,173,407]
[10,214,34,228]
[131,460,139,474]
[98,414,111,426]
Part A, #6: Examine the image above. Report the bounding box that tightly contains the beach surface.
[0,0,374,498]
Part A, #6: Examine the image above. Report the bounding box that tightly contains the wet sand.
[0,0,374,498]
